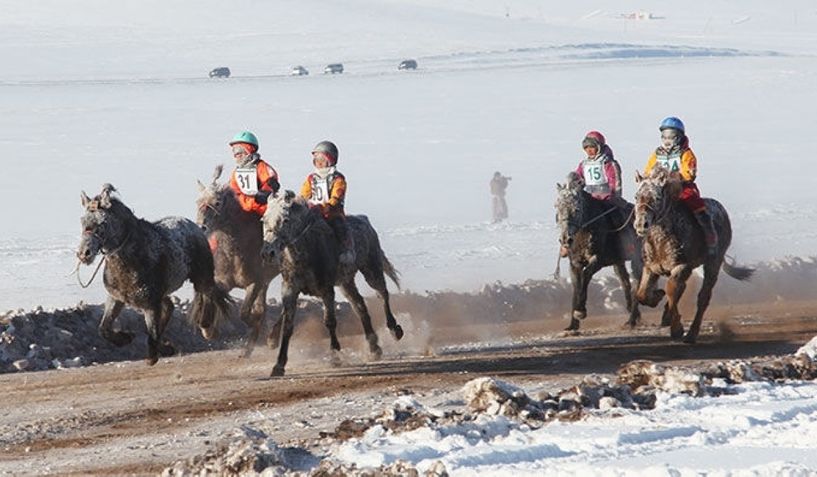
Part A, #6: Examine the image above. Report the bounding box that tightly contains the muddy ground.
[1,296,816,476]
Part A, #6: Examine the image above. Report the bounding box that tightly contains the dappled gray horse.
[260,191,404,377]
[556,171,643,330]
[196,165,279,357]
[77,184,232,365]
[633,166,754,343]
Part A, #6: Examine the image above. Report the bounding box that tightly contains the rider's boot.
[694,209,718,256]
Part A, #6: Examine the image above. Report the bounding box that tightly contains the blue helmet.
[659,117,685,133]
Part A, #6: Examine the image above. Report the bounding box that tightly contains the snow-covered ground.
[3,1,817,473]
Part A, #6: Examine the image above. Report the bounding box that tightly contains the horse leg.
[143,302,164,366]
[665,265,693,341]
[685,262,721,344]
[341,280,383,360]
[321,288,343,366]
[239,282,262,359]
[566,263,584,331]
[98,296,133,346]
[271,287,298,377]
[614,263,639,328]
[636,271,664,308]
[362,268,403,341]
[156,297,176,357]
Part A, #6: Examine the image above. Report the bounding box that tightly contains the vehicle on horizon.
[398,59,417,70]
[324,63,344,74]
[209,67,231,78]
[290,65,309,76]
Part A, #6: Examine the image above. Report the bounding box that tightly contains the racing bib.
[657,154,681,173]
[311,175,331,204]
[582,162,606,186]
[235,167,258,195]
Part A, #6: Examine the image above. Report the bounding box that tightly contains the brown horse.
[260,191,404,377]
[633,166,754,343]
[196,165,279,357]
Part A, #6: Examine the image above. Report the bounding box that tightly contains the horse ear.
[99,183,116,208]
[212,164,223,185]
[635,170,644,183]
[556,182,564,192]
[283,190,296,202]
[81,191,91,208]
[196,179,206,192]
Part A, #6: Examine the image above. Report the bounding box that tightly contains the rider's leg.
[328,216,356,264]
[680,183,717,255]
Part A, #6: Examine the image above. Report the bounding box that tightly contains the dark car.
[398,59,417,71]
[324,63,344,74]
[209,67,231,78]
[290,65,309,76]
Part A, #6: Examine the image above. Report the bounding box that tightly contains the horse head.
[260,190,313,263]
[634,165,682,236]
[77,183,129,264]
[554,171,587,249]
[196,165,234,234]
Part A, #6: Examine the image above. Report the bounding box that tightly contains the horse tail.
[722,258,755,281]
[381,251,401,289]
[190,284,234,336]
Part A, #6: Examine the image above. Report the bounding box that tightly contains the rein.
[74,229,133,289]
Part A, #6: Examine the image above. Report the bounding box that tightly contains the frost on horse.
[260,191,404,377]
[555,172,643,330]
[196,165,279,357]
[76,184,232,365]
[633,166,754,343]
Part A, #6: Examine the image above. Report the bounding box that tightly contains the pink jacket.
[575,145,622,201]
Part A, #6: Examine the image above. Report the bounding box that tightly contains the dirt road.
[2,300,816,476]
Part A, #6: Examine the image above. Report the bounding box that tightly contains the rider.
[644,117,718,255]
[575,131,634,251]
[228,131,280,216]
[299,140,356,265]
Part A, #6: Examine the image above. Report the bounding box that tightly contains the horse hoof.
[370,345,383,361]
[670,326,685,341]
[201,327,219,340]
[565,318,581,331]
[330,353,343,368]
[391,325,404,341]
[159,342,175,357]
[572,310,587,320]
[145,356,159,366]
[683,334,697,344]
[239,346,254,359]
[267,334,280,349]
[107,331,134,347]
[270,366,285,377]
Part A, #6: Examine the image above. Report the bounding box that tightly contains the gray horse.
[556,171,643,330]
[77,184,232,365]
[196,165,279,357]
[260,190,404,377]
[633,166,754,343]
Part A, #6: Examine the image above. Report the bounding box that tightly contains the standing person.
[300,140,356,264]
[490,171,511,223]
[643,116,718,255]
[228,131,280,216]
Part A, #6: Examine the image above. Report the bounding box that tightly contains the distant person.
[228,131,280,216]
[490,171,511,223]
[300,140,356,264]
[643,117,717,255]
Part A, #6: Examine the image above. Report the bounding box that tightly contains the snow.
[2,1,817,471]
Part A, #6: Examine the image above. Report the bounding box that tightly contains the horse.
[259,190,404,377]
[555,172,643,331]
[633,166,755,343]
[76,184,232,365]
[196,165,280,357]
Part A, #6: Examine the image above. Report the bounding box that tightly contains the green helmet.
[229,131,259,148]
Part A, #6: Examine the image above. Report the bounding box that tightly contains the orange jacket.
[300,169,347,219]
[645,146,697,183]
[229,158,279,216]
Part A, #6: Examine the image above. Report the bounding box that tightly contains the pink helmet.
[583,130,606,146]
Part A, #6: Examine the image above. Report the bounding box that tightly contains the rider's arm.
[327,175,347,211]
[644,151,657,175]
[607,160,623,199]
[680,149,698,182]
[299,176,313,201]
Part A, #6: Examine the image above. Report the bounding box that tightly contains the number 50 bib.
[235,167,258,195]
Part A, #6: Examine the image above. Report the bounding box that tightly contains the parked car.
[290,65,309,76]
[398,59,417,71]
[324,63,344,74]
[209,67,231,78]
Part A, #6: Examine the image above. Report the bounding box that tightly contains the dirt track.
[2,299,816,476]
